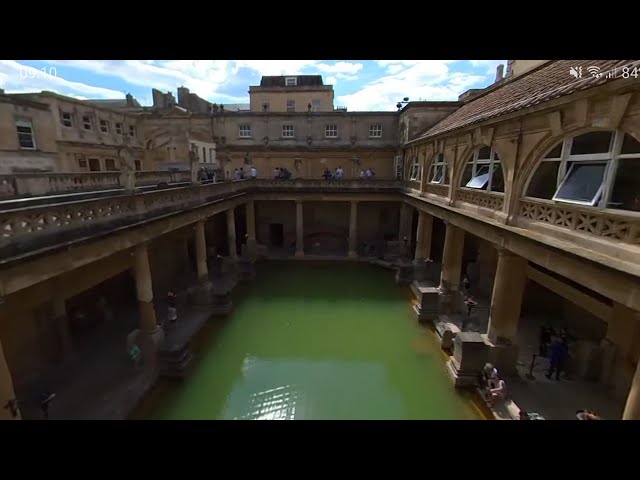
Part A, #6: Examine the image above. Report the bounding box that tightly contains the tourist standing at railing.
[359,169,365,179]
[366,168,374,178]
[335,166,344,179]
[251,166,257,179]
[322,168,332,180]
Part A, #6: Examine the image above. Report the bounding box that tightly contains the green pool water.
[139,261,482,420]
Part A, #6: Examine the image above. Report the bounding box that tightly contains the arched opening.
[524,131,640,211]
[459,146,505,193]
[428,153,450,185]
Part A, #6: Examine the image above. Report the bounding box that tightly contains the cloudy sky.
[1,60,506,111]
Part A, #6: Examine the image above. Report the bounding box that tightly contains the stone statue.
[117,146,136,191]
[189,144,199,183]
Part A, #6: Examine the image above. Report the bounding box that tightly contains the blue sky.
[0,60,506,111]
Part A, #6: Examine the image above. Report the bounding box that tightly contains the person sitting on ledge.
[519,410,545,420]
[576,409,602,420]
[482,363,498,389]
[485,376,507,405]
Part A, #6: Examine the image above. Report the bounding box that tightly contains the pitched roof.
[416,60,640,141]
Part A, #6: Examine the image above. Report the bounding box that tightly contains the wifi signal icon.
[587,66,602,78]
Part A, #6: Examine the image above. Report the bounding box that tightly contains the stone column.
[486,249,528,344]
[398,202,412,241]
[295,201,304,257]
[623,356,640,420]
[227,208,237,259]
[348,201,358,258]
[414,210,433,261]
[483,249,527,374]
[53,295,72,358]
[246,200,257,258]
[134,244,160,333]
[439,222,465,293]
[195,220,208,282]
[601,303,640,401]
[0,337,20,420]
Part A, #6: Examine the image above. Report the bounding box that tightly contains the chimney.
[125,93,134,107]
[495,64,504,83]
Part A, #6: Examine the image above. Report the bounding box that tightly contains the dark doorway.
[269,223,284,247]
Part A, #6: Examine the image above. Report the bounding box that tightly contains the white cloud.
[337,61,489,111]
[326,76,338,86]
[316,61,363,75]
[0,60,123,98]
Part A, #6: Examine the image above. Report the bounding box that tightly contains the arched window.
[525,131,640,211]
[460,146,504,192]
[429,153,449,185]
[409,156,422,181]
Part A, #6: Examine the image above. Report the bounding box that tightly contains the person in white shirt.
[359,170,365,179]
[250,166,257,179]
[234,168,241,180]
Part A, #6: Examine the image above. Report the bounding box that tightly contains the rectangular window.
[552,162,607,205]
[129,125,136,137]
[88,158,101,172]
[105,158,117,171]
[285,77,297,86]
[99,119,109,133]
[369,124,382,138]
[16,120,36,149]
[82,116,92,130]
[287,99,295,112]
[61,112,73,127]
[325,125,338,138]
[202,146,206,162]
[239,124,252,138]
[526,161,560,199]
[610,158,640,211]
[312,99,321,112]
[134,160,142,171]
[78,158,87,169]
[282,125,295,138]
[261,101,270,112]
[115,123,123,135]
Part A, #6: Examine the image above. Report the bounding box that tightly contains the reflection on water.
[138,262,481,420]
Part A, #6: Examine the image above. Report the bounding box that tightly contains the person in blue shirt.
[546,336,569,380]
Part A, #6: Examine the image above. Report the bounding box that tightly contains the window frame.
[99,119,110,133]
[312,99,321,112]
[430,153,448,185]
[104,158,118,171]
[285,77,297,86]
[239,124,252,138]
[409,156,422,181]
[369,124,382,138]
[462,146,504,192]
[15,119,36,150]
[129,125,136,137]
[61,111,73,127]
[282,124,295,138]
[524,130,640,209]
[82,115,93,131]
[325,124,338,138]
[115,122,123,135]
[286,99,295,112]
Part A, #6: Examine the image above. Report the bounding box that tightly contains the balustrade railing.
[456,188,504,211]
[519,198,640,245]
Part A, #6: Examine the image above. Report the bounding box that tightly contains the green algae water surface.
[140,261,481,420]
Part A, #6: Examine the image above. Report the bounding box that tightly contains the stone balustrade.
[0,178,406,260]
[519,198,640,245]
[0,172,123,199]
[456,188,505,211]
[424,183,449,197]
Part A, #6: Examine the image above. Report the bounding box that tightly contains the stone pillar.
[53,295,72,358]
[601,303,640,401]
[623,356,640,420]
[486,249,528,344]
[399,202,412,241]
[483,249,527,374]
[0,337,20,420]
[348,201,358,258]
[414,210,433,261]
[195,220,208,282]
[134,244,159,333]
[439,223,465,293]
[295,201,304,257]
[226,208,237,259]
[246,200,257,258]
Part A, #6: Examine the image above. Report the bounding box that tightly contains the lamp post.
[396,97,410,111]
